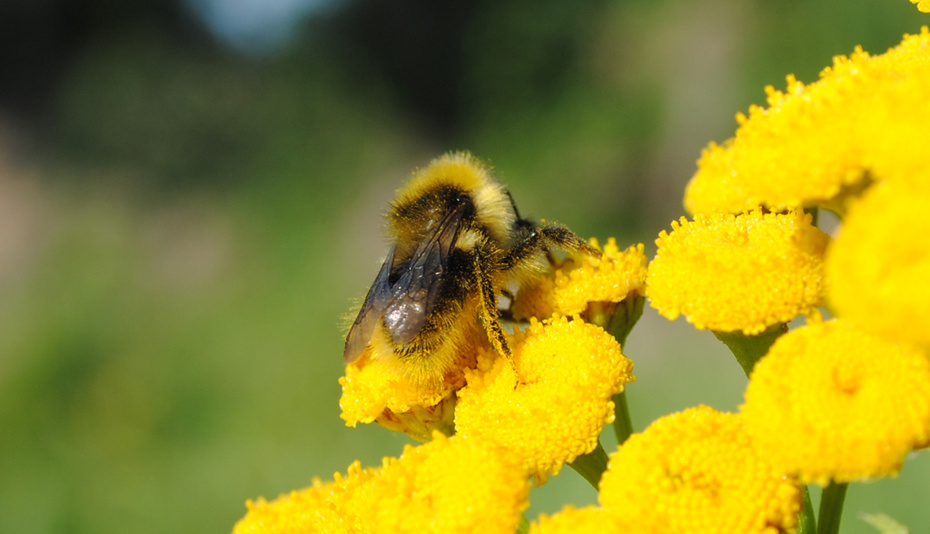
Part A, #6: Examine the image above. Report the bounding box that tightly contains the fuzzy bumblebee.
[344,152,597,382]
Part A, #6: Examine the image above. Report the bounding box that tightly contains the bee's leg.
[473,247,511,357]
[504,220,599,268]
[538,222,600,256]
[502,221,544,269]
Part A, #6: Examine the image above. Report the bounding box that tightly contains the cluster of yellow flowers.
[534,406,802,534]
[235,237,647,533]
[233,434,530,534]
[341,238,643,475]
[233,12,930,534]
[455,315,633,481]
[646,21,930,533]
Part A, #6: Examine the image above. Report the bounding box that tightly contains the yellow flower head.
[233,433,530,534]
[232,461,377,534]
[454,316,635,480]
[511,238,648,320]
[339,347,467,440]
[913,0,930,13]
[339,314,486,439]
[855,29,930,184]
[598,405,802,534]
[827,181,930,350]
[509,271,559,321]
[741,320,930,485]
[684,27,930,215]
[554,239,648,316]
[529,506,658,534]
[647,209,829,334]
[351,433,530,533]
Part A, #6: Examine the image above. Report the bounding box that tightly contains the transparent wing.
[382,203,467,346]
[343,246,395,363]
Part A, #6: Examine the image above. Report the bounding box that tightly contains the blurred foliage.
[0,1,927,533]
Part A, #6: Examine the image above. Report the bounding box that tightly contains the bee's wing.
[343,246,396,363]
[383,203,467,346]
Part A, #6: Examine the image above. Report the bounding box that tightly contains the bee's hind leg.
[472,247,512,358]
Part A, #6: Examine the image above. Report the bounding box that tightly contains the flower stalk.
[798,487,816,534]
[584,294,642,447]
[611,392,634,445]
[713,323,787,377]
[818,482,848,534]
[568,440,609,489]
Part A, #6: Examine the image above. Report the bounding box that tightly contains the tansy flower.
[454,315,634,481]
[509,271,560,321]
[684,27,930,215]
[827,181,930,350]
[232,460,377,534]
[556,239,646,314]
[529,506,659,534]
[598,405,802,534]
[647,209,829,335]
[854,29,930,183]
[511,239,647,334]
[912,0,930,13]
[233,433,530,534]
[339,317,485,441]
[350,433,530,533]
[741,319,930,485]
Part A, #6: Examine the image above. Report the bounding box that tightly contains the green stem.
[569,440,609,489]
[797,485,816,534]
[587,295,640,448]
[713,323,787,377]
[612,391,634,445]
[517,514,530,534]
[818,482,848,534]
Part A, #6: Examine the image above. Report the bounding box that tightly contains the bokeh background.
[0,1,926,532]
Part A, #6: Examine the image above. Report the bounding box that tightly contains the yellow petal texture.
[741,320,930,485]
[685,27,930,214]
[647,209,829,334]
[529,506,658,534]
[598,406,802,534]
[509,272,559,321]
[350,434,530,533]
[339,350,459,426]
[232,434,529,534]
[232,461,376,534]
[339,315,484,431]
[855,31,930,184]
[369,394,456,443]
[553,239,648,316]
[827,181,930,350]
[511,238,647,320]
[454,316,635,479]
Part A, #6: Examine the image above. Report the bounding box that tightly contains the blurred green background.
[0,1,926,532]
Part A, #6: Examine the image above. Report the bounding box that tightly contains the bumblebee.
[344,152,597,381]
